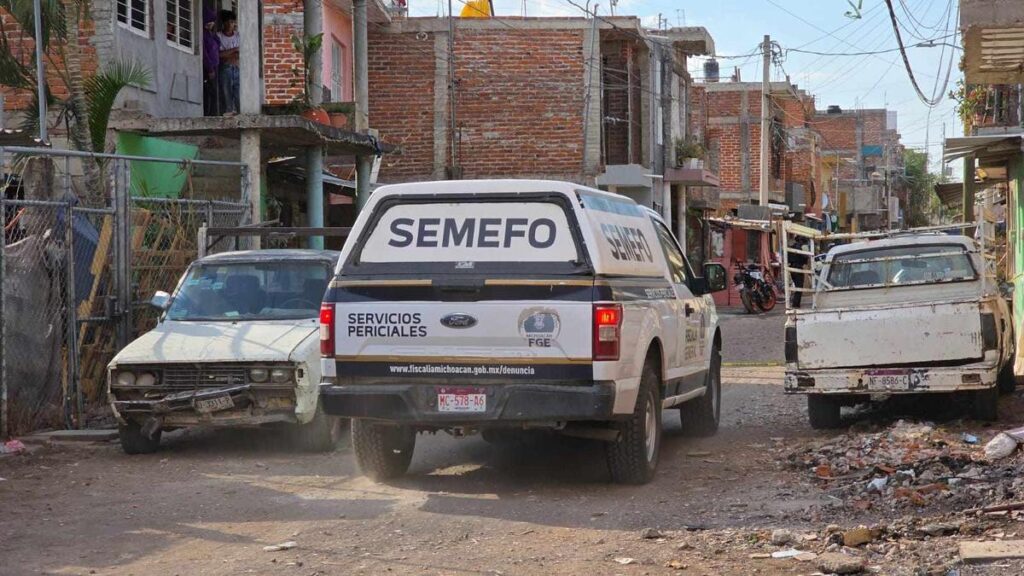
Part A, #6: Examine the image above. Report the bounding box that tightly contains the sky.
[409,0,963,175]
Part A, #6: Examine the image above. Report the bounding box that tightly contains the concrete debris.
[665,559,688,570]
[984,427,1024,460]
[841,526,875,547]
[641,528,665,539]
[960,540,1024,563]
[817,552,867,574]
[770,528,796,545]
[771,548,805,559]
[613,557,636,565]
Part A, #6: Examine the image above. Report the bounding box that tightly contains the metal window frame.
[165,0,195,52]
[116,0,151,38]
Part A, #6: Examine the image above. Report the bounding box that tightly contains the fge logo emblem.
[518,309,560,348]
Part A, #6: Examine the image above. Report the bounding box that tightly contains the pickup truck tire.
[970,387,999,421]
[807,396,842,430]
[118,423,161,454]
[352,420,416,480]
[679,343,722,436]
[292,405,344,452]
[998,362,1017,394]
[606,358,661,485]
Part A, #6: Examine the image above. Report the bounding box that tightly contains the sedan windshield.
[166,261,331,321]
[825,244,976,290]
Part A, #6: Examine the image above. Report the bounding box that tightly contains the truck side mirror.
[703,263,728,293]
[149,291,172,311]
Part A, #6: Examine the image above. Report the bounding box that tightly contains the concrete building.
[948,0,1024,373]
[814,106,903,231]
[365,15,715,244]
[1,0,392,241]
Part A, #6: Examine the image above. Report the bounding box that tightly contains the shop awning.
[943,135,1022,163]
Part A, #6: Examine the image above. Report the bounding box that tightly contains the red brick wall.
[454,28,584,179]
[0,8,98,112]
[263,23,304,105]
[368,26,586,183]
[367,29,436,181]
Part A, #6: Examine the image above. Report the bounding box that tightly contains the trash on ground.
[613,557,637,565]
[984,427,1024,460]
[262,541,297,552]
[0,440,27,454]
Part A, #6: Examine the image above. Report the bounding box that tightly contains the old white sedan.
[107,249,343,454]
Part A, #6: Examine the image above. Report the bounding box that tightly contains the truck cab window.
[651,219,689,285]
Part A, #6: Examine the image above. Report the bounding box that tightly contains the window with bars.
[166,0,194,51]
[116,0,149,36]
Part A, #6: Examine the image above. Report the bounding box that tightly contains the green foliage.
[83,59,151,152]
[902,149,940,228]
[290,32,324,108]
[674,136,705,164]
[948,79,987,134]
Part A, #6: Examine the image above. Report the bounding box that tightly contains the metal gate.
[1,147,250,436]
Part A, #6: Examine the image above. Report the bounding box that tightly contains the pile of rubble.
[787,420,1024,514]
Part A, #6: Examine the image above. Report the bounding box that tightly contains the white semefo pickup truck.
[319,180,729,484]
[784,233,1015,428]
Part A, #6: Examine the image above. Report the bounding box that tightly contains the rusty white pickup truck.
[784,233,1014,428]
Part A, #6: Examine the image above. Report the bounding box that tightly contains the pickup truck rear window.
[826,244,976,289]
[345,194,590,276]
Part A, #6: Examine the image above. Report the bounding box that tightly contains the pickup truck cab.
[784,233,1014,428]
[319,179,728,484]
[108,250,344,453]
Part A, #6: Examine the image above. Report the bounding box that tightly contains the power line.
[881,0,955,107]
[785,34,957,57]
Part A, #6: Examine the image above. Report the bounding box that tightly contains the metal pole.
[64,198,80,428]
[33,0,47,142]
[447,0,457,171]
[0,147,7,439]
[304,0,325,249]
[353,0,372,209]
[759,34,771,207]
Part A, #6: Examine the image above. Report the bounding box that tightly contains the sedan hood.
[111,319,319,365]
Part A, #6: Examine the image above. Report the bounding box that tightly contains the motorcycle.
[733,262,777,313]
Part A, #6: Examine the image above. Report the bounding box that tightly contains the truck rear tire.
[292,405,344,453]
[118,423,161,455]
[680,343,721,436]
[807,396,842,429]
[606,359,661,485]
[352,420,416,480]
[970,387,999,421]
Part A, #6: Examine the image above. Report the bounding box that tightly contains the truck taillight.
[320,303,335,357]
[981,312,998,351]
[593,303,622,361]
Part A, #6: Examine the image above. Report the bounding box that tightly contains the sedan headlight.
[249,368,269,383]
[115,371,136,387]
[270,367,293,383]
[136,372,158,387]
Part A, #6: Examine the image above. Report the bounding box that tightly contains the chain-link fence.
[1,147,250,436]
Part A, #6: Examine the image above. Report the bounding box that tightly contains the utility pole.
[33,0,46,141]
[759,34,771,207]
[447,0,458,178]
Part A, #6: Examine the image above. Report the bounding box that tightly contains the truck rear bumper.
[319,381,616,424]
[784,364,998,394]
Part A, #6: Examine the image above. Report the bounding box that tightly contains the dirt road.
[1,313,1022,575]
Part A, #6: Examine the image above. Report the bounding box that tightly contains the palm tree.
[0,0,150,201]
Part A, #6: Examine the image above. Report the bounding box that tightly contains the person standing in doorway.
[787,238,810,308]
[218,11,240,115]
[202,6,221,116]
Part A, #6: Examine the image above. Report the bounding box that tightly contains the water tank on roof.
[827,105,843,114]
[704,59,720,83]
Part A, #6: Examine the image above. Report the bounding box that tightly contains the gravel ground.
[718,308,785,365]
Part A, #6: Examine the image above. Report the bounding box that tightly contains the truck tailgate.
[333,298,594,381]
[796,301,983,369]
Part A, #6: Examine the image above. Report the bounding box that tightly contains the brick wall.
[0,8,99,112]
[367,29,437,181]
[264,23,305,105]
[602,39,641,166]
[368,26,587,183]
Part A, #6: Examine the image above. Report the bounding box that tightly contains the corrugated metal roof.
[0,129,48,148]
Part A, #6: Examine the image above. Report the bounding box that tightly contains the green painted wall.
[116,133,199,198]
[1013,156,1024,344]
